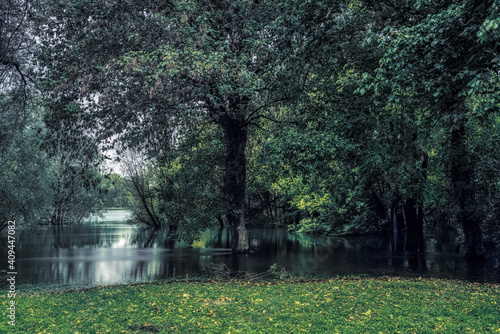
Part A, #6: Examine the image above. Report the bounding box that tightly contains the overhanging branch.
[245,97,291,123]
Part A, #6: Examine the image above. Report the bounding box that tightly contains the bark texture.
[449,102,487,260]
[220,113,249,253]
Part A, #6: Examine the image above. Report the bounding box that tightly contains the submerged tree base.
[464,247,489,261]
[232,248,250,254]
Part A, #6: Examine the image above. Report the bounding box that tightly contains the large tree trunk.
[405,135,427,253]
[416,153,428,253]
[392,201,406,252]
[220,113,250,253]
[405,198,425,253]
[449,102,487,260]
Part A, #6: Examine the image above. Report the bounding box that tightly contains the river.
[1,210,498,291]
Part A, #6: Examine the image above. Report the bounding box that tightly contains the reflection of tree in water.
[428,226,461,254]
[130,227,241,249]
[130,227,177,248]
[16,225,124,251]
[193,228,231,249]
[2,225,499,289]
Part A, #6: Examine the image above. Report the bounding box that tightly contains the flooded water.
[1,210,499,291]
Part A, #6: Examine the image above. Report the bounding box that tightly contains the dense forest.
[1,0,499,258]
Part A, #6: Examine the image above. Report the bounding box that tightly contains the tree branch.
[247,113,299,125]
[245,97,291,123]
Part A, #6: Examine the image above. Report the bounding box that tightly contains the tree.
[0,0,34,94]
[120,149,164,229]
[368,0,499,259]
[251,1,395,236]
[0,96,53,229]
[249,0,499,260]
[1,0,106,228]
[99,173,132,209]
[45,156,106,225]
[155,122,228,241]
[37,0,313,252]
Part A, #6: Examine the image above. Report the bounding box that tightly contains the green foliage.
[465,74,500,240]
[246,122,300,227]
[478,0,500,44]
[368,0,499,230]
[154,125,227,242]
[119,151,165,228]
[42,109,108,224]
[49,164,111,225]
[118,124,225,241]
[36,0,303,151]
[0,95,53,228]
[29,0,500,254]
[0,92,106,227]
[244,0,500,246]
[3,278,499,333]
[259,126,344,233]
[36,0,313,252]
[99,173,133,209]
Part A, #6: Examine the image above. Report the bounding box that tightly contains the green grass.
[1,277,499,333]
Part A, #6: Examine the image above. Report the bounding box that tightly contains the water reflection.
[0,210,498,290]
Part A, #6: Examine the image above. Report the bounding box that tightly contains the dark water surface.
[1,210,499,291]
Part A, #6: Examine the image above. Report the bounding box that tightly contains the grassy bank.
[1,277,499,333]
